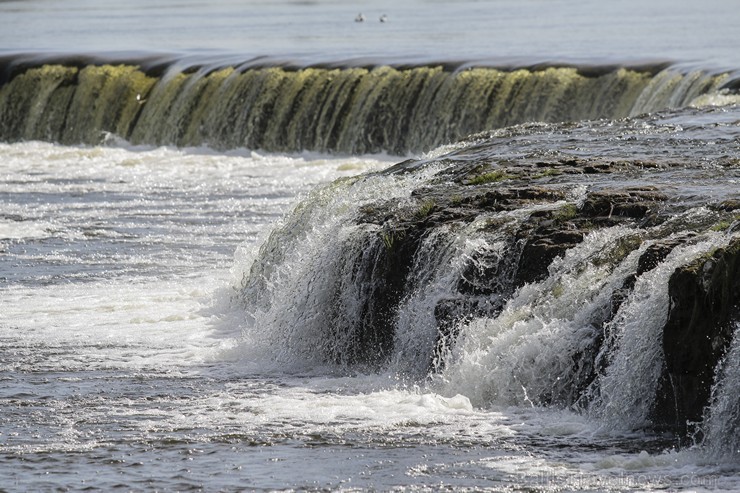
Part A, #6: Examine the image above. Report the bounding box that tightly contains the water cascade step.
[235,109,740,448]
[0,57,731,154]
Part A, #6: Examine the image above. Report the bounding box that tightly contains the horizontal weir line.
[0,53,735,154]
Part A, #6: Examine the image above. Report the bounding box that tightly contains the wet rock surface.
[357,155,740,437]
[656,239,740,436]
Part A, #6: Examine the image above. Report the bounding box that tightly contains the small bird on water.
[355,13,365,22]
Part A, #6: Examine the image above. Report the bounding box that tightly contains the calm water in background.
[2,0,740,68]
[2,1,740,491]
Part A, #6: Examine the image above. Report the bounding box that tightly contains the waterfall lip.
[1,50,737,156]
[1,50,736,80]
[0,50,180,83]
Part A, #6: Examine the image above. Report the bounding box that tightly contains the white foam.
[432,225,644,408]
[690,90,740,108]
[590,234,732,430]
[0,219,52,240]
[0,141,393,372]
[0,277,229,370]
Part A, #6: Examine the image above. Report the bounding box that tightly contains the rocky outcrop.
[353,156,739,437]
[580,187,667,220]
[655,239,740,435]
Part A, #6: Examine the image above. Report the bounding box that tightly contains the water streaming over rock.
[2,48,740,488]
[4,0,740,487]
[233,104,740,454]
[0,56,735,154]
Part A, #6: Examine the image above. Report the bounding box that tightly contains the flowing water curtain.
[236,164,452,368]
[430,225,645,408]
[0,60,732,153]
[0,65,77,141]
[587,234,733,430]
[0,64,157,143]
[629,69,729,115]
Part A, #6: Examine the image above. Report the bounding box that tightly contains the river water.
[1,0,740,491]
[2,0,740,68]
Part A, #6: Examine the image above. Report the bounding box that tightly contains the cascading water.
[5,0,740,489]
[234,105,740,459]
[587,233,733,430]
[432,225,645,409]
[237,160,455,369]
[0,56,736,154]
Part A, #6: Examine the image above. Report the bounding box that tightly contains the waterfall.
[629,69,727,115]
[231,107,740,449]
[236,161,454,369]
[237,168,738,417]
[587,235,731,431]
[0,57,732,154]
[429,225,645,408]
